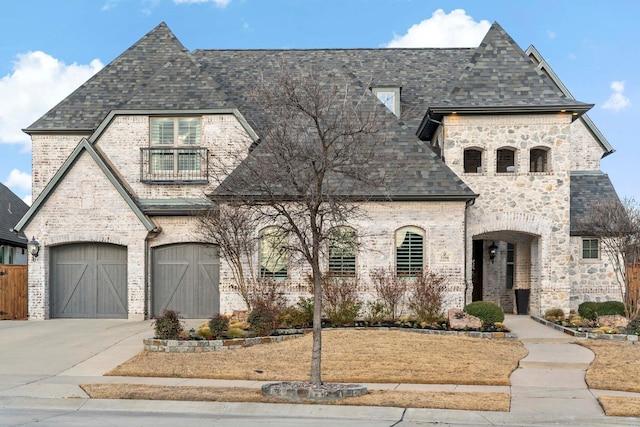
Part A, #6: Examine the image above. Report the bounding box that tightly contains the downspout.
[145,226,162,319]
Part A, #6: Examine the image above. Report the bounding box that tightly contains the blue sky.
[1,0,638,205]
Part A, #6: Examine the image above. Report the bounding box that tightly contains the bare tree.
[209,65,394,385]
[579,197,640,319]
[198,204,259,310]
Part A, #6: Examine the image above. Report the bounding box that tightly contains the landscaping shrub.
[196,323,212,339]
[362,300,386,325]
[225,326,249,338]
[248,306,278,337]
[578,301,625,320]
[544,308,565,322]
[369,267,407,320]
[208,314,230,339]
[624,317,640,335]
[464,301,505,325]
[276,305,310,328]
[248,278,287,312]
[153,309,184,340]
[406,270,447,323]
[296,297,315,325]
[321,275,362,326]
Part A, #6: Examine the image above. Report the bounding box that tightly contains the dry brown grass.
[80,383,510,411]
[598,396,640,417]
[578,340,640,392]
[109,330,527,385]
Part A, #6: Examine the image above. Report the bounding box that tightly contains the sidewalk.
[1,316,640,426]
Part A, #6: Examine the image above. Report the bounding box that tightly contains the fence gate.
[0,265,28,320]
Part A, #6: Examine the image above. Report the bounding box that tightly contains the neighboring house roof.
[14,139,158,233]
[0,183,29,247]
[569,171,620,235]
[524,45,614,158]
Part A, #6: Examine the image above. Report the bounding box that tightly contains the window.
[150,117,202,175]
[530,148,549,172]
[259,227,288,280]
[0,246,4,264]
[496,148,516,173]
[506,243,515,289]
[582,238,599,259]
[328,227,357,276]
[395,226,424,276]
[464,148,483,173]
[372,87,400,117]
[8,247,14,265]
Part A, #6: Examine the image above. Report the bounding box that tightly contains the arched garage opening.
[50,243,127,318]
[151,243,220,318]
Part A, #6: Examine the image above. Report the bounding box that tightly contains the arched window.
[259,226,288,280]
[530,148,549,172]
[395,226,424,276]
[496,148,516,173]
[328,227,357,276]
[464,148,483,173]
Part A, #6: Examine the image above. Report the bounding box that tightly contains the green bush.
[463,302,505,325]
[153,309,184,339]
[296,297,315,325]
[362,300,387,325]
[208,314,230,339]
[578,301,599,320]
[624,317,640,335]
[248,306,278,337]
[578,301,625,320]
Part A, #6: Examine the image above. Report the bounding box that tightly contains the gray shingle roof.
[570,171,620,235]
[0,184,29,247]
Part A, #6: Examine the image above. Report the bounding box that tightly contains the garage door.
[152,244,219,318]
[50,243,127,318]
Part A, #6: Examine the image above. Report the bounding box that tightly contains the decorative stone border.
[262,381,367,402]
[311,326,518,339]
[144,334,303,353]
[531,315,640,344]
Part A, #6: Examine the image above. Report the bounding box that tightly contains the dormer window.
[372,87,400,117]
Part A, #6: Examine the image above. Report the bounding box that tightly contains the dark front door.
[472,240,484,302]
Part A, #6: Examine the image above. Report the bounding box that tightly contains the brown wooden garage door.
[50,243,127,318]
[152,244,220,318]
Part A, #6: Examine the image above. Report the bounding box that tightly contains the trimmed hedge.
[578,301,625,320]
[463,301,505,325]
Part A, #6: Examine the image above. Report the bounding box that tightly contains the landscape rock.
[597,314,629,329]
[448,308,483,330]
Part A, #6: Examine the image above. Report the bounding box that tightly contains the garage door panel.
[152,244,219,318]
[50,243,127,319]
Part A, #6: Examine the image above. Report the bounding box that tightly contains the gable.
[0,184,29,247]
[14,139,157,232]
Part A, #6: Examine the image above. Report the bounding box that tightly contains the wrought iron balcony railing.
[140,147,209,184]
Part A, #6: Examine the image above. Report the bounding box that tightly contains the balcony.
[140,147,209,184]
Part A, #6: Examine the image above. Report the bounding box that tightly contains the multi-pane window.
[582,238,599,259]
[150,117,202,174]
[506,243,515,289]
[396,226,424,276]
[496,148,516,173]
[0,246,4,264]
[328,227,357,276]
[530,148,549,172]
[464,148,483,173]
[259,227,288,280]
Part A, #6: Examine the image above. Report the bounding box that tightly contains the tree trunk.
[310,262,323,385]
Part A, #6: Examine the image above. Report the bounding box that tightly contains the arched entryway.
[471,231,540,315]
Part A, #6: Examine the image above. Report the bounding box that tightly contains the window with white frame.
[259,226,288,280]
[328,227,357,276]
[395,226,424,276]
[372,87,401,117]
[582,238,599,259]
[150,117,202,174]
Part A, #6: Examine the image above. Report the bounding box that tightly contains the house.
[15,22,621,320]
[0,183,29,265]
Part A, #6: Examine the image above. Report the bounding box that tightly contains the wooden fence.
[0,265,28,320]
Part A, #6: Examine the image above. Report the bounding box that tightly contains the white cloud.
[0,51,103,146]
[174,0,231,7]
[385,9,491,48]
[547,30,557,39]
[602,80,631,112]
[22,194,32,206]
[4,168,31,195]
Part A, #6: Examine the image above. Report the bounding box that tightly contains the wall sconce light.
[28,237,40,262]
[488,241,498,263]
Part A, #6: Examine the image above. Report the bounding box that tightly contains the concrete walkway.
[1,316,640,426]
